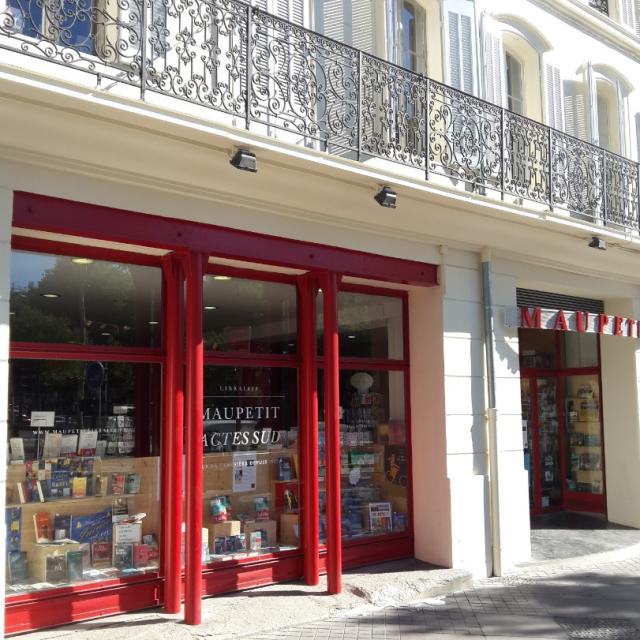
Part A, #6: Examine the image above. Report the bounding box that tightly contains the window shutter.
[274,0,304,25]
[563,80,589,141]
[443,0,478,95]
[481,15,505,107]
[635,0,640,36]
[543,62,564,131]
[314,0,376,54]
[616,80,628,155]
[586,62,599,145]
[620,0,636,29]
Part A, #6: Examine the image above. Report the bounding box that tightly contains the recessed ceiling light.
[9,311,15,316]
[347,335,356,339]
[72,258,94,265]
[101,332,111,336]
[205,305,217,310]
[148,321,159,325]
[41,293,60,299]
[288,343,295,347]
[213,275,232,281]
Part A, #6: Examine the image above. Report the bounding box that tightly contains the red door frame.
[520,329,606,517]
[6,193,437,634]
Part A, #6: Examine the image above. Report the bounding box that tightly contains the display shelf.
[6,493,141,509]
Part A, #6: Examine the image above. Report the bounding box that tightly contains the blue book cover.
[5,507,21,553]
[48,470,72,499]
[72,507,113,543]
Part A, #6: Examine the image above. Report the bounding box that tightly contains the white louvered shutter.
[586,62,599,145]
[543,61,564,131]
[273,0,304,25]
[443,0,478,95]
[616,80,628,155]
[620,0,636,30]
[314,0,376,53]
[482,15,506,107]
[563,80,589,141]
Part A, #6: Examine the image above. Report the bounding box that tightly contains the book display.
[4,454,160,593]
[535,377,562,510]
[203,446,301,561]
[565,375,604,495]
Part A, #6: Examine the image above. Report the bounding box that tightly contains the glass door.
[535,377,562,512]
[520,377,534,511]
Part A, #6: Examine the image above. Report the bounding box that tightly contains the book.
[6,507,22,552]
[91,542,112,567]
[110,473,125,495]
[43,433,63,459]
[72,507,113,543]
[277,457,293,481]
[72,477,87,498]
[34,512,53,543]
[60,434,79,456]
[9,437,24,462]
[112,497,129,523]
[17,479,45,504]
[66,550,84,581]
[113,522,142,545]
[125,473,140,494]
[77,430,98,456]
[7,551,28,584]
[132,543,149,568]
[254,496,270,520]
[210,496,229,523]
[368,502,392,533]
[113,543,133,570]
[94,475,109,497]
[46,554,67,582]
[48,470,72,499]
[95,440,107,458]
[78,543,91,569]
[53,514,72,541]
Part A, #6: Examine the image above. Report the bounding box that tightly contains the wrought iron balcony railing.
[1,0,638,231]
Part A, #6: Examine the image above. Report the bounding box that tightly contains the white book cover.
[42,433,62,459]
[60,434,78,455]
[77,430,98,455]
[9,438,24,461]
[95,441,107,458]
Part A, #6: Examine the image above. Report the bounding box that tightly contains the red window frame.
[6,236,166,634]
[7,192,436,634]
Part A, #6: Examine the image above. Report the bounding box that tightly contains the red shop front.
[4,193,438,634]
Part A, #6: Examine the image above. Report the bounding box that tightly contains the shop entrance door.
[522,375,563,514]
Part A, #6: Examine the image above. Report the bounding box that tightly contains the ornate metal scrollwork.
[589,0,609,15]
[604,152,640,228]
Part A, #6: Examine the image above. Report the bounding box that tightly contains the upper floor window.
[399,0,426,73]
[505,51,524,115]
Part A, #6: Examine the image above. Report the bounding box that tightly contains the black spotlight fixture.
[374,186,397,208]
[230,148,257,173]
[588,236,606,251]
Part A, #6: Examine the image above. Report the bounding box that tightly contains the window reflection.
[10,251,161,347]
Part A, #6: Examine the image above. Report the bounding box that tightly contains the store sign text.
[505,307,640,338]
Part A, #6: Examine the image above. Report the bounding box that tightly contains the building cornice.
[532,0,640,61]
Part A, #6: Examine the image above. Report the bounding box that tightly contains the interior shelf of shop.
[7,493,141,508]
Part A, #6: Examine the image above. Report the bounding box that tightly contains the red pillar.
[161,254,184,614]
[321,271,341,594]
[184,252,204,625]
[298,274,319,585]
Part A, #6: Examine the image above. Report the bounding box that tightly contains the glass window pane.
[203,276,297,355]
[562,332,598,368]
[10,251,162,348]
[565,374,603,497]
[519,329,557,369]
[317,291,405,359]
[6,360,161,594]
[319,369,409,540]
[203,366,299,561]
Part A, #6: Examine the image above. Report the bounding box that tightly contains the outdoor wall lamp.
[230,148,257,173]
[588,236,607,251]
[374,186,397,208]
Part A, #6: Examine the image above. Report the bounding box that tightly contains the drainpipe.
[481,248,502,577]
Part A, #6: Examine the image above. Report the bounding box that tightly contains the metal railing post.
[140,0,148,99]
[548,127,554,212]
[500,109,505,200]
[357,51,362,161]
[425,77,430,181]
[245,4,253,131]
[601,150,607,226]
[637,163,640,230]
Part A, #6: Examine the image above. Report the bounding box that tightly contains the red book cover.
[33,512,53,543]
[133,543,149,568]
[110,473,125,495]
[91,542,112,567]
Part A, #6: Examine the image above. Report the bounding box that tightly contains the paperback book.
[45,554,67,582]
[60,434,79,456]
[72,477,87,498]
[368,502,392,533]
[110,473,125,495]
[7,550,28,584]
[125,473,140,494]
[132,543,149,568]
[114,543,133,570]
[53,513,72,541]
[9,438,24,463]
[77,430,98,457]
[66,550,84,581]
[34,512,54,543]
[90,542,112,567]
[112,497,129,523]
[43,433,63,459]
[6,507,22,552]
[48,470,72,499]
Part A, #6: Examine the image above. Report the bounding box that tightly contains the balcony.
[589,0,610,15]
[1,0,638,232]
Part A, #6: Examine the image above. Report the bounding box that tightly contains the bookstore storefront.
[4,192,437,634]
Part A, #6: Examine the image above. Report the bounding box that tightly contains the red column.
[298,274,319,585]
[184,252,204,625]
[161,254,184,614]
[321,271,341,594]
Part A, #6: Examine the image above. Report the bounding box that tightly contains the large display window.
[7,248,162,595]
